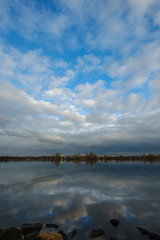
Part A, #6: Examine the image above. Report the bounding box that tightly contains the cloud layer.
[0,0,160,155]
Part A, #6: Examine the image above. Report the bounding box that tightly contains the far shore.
[0,153,160,164]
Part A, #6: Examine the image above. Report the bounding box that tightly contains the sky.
[0,0,160,156]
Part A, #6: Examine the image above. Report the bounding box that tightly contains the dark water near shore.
[0,161,160,239]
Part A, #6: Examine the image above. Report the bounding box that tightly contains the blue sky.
[0,0,160,155]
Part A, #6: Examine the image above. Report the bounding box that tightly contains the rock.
[24,230,39,240]
[45,224,59,228]
[89,228,105,238]
[71,228,77,239]
[58,230,69,240]
[149,232,160,240]
[0,227,22,240]
[110,237,119,240]
[21,223,43,236]
[137,227,150,235]
[0,228,5,238]
[37,232,63,240]
[68,228,77,239]
[110,219,120,227]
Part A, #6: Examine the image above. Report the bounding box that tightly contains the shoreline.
[0,153,160,164]
[1,220,160,240]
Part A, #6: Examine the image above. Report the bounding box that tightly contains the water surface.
[0,161,160,239]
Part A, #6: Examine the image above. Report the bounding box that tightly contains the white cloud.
[38,134,65,143]
[0,0,160,154]
[0,1,12,31]
[0,47,16,77]
[54,60,69,69]
[128,0,157,17]
[102,41,160,90]
[76,54,101,73]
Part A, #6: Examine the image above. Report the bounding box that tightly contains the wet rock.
[71,228,77,239]
[58,230,69,240]
[37,232,63,240]
[149,232,160,240]
[137,227,150,235]
[45,224,59,228]
[89,228,105,238]
[0,227,22,240]
[21,223,43,236]
[110,219,120,227]
[24,230,39,240]
[110,237,119,240]
[0,228,5,238]
[68,228,77,239]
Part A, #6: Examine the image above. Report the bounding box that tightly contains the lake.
[0,161,160,239]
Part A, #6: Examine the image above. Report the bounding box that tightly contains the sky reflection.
[0,161,160,239]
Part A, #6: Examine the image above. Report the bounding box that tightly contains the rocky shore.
[0,219,160,240]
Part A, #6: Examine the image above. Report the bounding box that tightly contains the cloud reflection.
[0,161,160,239]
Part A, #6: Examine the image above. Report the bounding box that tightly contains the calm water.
[0,161,160,240]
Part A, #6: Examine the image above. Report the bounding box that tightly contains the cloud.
[38,134,65,144]
[0,0,160,155]
[76,54,101,73]
[0,67,160,155]
[0,47,16,77]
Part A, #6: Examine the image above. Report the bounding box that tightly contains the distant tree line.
[0,152,160,166]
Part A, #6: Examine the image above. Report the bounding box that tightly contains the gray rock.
[21,223,43,236]
[89,228,105,238]
[110,219,120,227]
[137,227,150,235]
[45,224,59,228]
[149,232,160,240]
[110,237,119,240]
[58,230,69,240]
[71,228,77,239]
[24,230,39,240]
[68,228,77,239]
[0,227,22,240]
